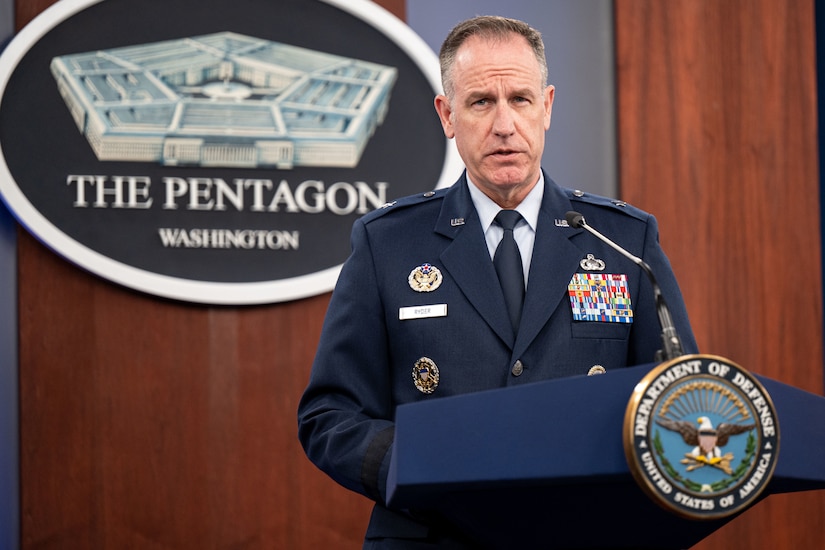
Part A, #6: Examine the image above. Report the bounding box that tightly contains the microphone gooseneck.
[565,210,684,362]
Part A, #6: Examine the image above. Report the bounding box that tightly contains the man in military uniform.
[298,15,697,549]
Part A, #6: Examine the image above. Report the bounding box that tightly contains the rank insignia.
[408,263,443,292]
[412,357,439,394]
[567,273,633,323]
[580,253,606,271]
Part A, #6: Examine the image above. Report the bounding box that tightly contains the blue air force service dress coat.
[297,171,698,547]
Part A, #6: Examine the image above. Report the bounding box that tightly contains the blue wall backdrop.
[0,213,16,549]
[0,0,19,546]
[0,204,16,550]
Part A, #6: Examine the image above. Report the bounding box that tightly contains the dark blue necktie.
[494,210,525,333]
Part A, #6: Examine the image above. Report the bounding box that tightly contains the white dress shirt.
[466,173,544,288]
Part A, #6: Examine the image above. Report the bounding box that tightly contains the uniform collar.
[466,173,544,233]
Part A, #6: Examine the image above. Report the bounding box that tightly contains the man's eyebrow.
[510,87,538,98]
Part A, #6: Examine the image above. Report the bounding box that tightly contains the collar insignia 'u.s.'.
[408,263,443,292]
[624,355,779,520]
[412,357,439,394]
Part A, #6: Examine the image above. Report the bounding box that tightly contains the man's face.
[435,34,554,208]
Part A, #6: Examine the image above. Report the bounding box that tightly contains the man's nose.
[492,104,516,136]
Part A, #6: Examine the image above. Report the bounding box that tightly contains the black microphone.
[565,210,684,362]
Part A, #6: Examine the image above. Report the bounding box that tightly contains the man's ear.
[434,94,455,139]
[543,85,555,131]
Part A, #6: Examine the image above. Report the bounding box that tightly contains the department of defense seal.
[408,263,443,292]
[623,354,779,520]
[412,357,439,394]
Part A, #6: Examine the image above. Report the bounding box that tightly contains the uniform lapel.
[512,180,583,359]
[435,176,515,347]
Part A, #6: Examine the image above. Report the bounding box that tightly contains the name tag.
[399,304,448,320]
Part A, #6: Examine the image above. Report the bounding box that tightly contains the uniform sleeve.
[629,212,698,364]
[297,217,396,505]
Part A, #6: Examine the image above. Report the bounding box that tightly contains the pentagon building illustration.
[50,32,398,169]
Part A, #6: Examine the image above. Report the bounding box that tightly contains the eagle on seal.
[656,415,755,460]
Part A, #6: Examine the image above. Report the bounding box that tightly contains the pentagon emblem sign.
[623,354,779,520]
[0,0,461,305]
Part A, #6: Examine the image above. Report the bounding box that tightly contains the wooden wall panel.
[18,230,371,549]
[615,0,824,548]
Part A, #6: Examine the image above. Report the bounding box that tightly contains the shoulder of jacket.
[563,187,650,222]
[359,188,448,224]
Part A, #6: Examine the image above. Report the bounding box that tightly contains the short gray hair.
[439,15,548,99]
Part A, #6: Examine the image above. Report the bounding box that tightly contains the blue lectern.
[387,364,825,549]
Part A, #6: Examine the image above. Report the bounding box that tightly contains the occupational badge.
[412,357,439,394]
[579,253,606,271]
[624,354,779,520]
[408,263,443,292]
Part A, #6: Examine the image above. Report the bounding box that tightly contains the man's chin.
[486,168,534,189]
